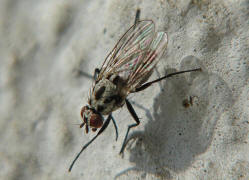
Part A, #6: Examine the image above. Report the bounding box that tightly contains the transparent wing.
[126,31,168,90]
[97,20,168,91]
[98,20,155,80]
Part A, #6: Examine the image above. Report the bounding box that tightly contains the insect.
[182,96,193,108]
[68,10,201,172]
[182,96,199,108]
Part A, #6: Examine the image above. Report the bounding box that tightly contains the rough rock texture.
[0,0,248,179]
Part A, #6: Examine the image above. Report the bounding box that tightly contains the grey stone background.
[0,0,248,179]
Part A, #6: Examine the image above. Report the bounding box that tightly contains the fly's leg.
[119,99,140,154]
[134,9,140,28]
[94,68,100,80]
[111,114,119,141]
[68,114,112,172]
[134,68,201,92]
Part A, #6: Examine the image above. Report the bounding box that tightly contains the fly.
[68,9,201,172]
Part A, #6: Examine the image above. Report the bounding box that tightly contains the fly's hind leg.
[119,99,140,154]
[133,68,201,92]
[134,9,140,28]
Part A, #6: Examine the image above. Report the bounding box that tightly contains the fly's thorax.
[89,76,127,115]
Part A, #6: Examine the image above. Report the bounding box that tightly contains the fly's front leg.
[133,68,201,92]
[68,114,112,172]
[119,99,140,154]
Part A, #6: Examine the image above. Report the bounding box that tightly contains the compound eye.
[89,113,103,129]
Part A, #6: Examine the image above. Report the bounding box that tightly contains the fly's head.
[80,106,103,133]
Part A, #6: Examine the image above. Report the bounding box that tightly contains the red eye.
[89,113,103,128]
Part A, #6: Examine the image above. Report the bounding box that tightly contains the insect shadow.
[114,56,234,179]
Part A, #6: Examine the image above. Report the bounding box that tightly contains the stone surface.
[0,0,248,179]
